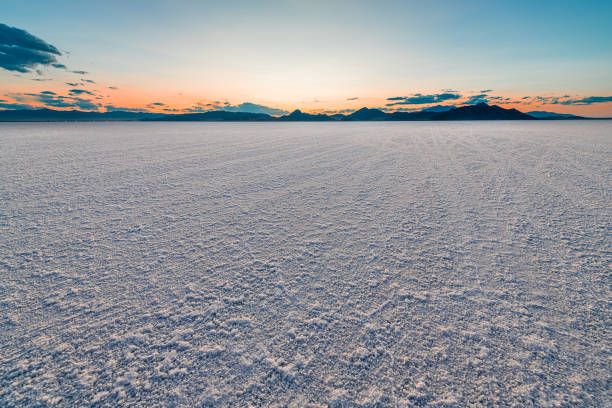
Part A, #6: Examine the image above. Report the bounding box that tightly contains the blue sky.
[2,0,611,115]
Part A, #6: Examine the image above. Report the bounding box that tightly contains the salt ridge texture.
[0,121,610,407]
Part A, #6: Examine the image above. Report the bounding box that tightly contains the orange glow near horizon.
[2,81,612,117]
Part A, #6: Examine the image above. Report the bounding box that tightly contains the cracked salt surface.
[0,121,610,407]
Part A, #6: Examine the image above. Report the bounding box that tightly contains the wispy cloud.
[69,89,95,96]
[182,105,206,113]
[322,108,356,114]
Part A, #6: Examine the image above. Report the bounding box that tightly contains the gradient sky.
[2,0,612,116]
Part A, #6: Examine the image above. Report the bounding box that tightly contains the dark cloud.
[392,107,420,112]
[480,89,493,93]
[69,89,95,96]
[182,106,206,113]
[37,94,99,110]
[146,102,166,110]
[66,82,80,86]
[346,97,359,101]
[0,23,63,73]
[322,108,356,114]
[0,24,59,54]
[11,91,100,111]
[386,92,461,106]
[81,78,95,83]
[465,93,489,104]
[558,96,612,105]
[52,63,67,69]
[527,95,611,105]
[533,96,560,104]
[0,101,34,110]
[108,86,118,90]
[72,70,88,75]
[31,78,52,81]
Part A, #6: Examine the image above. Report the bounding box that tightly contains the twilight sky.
[2,0,612,116]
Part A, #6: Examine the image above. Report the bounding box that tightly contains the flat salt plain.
[0,121,610,407]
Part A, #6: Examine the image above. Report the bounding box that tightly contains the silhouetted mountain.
[388,110,438,121]
[278,109,339,121]
[145,111,273,121]
[527,111,583,119]
[2,103,598,122]
[343,107,388,121]
[0,108,159,121]
[422,105,456,112]
[433,103,535,120]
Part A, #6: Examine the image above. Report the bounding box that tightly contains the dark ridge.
[422,105,456,112]
[0,108,160,121]
[343,107,388,121]
[278,109,339,121]
[432,103,535,120]
[387,110,439,121]
[0,103,601,122]
[144,111,273,121]
[527,110,584,119]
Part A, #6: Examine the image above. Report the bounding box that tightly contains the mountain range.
[0,103,591,122]
[526,110,582,119]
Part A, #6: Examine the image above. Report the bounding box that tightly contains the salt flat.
[0,121,610,407]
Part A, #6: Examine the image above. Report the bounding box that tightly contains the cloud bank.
[7,91,100,111]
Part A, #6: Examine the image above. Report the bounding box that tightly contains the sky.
[1,0,612,116]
